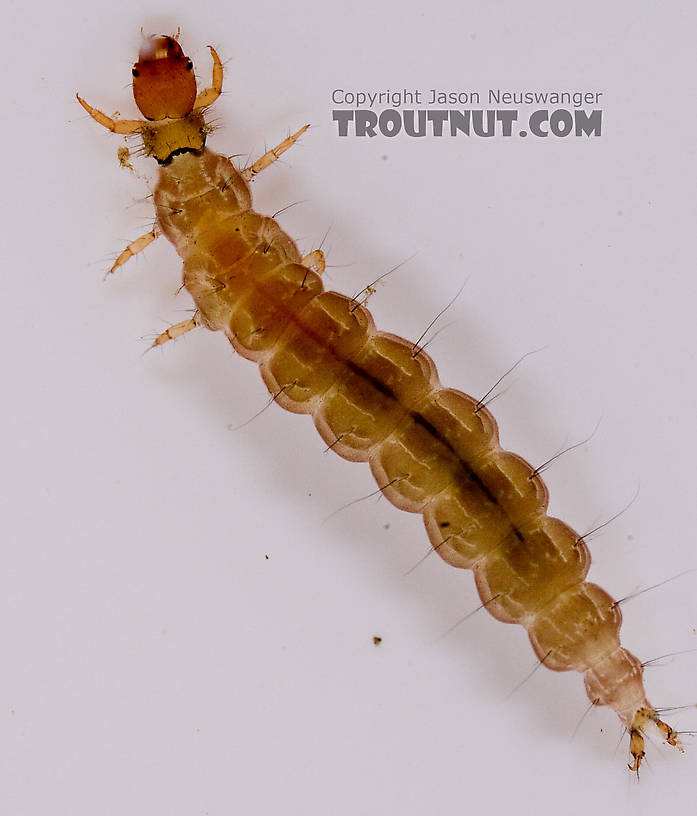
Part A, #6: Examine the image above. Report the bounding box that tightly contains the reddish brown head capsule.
[132,35,197,120]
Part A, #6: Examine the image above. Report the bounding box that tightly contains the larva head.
[132,35,197,120]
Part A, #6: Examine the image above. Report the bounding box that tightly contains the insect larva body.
[77,33,681,772]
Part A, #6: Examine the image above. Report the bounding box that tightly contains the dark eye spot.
[186,60,193,70]
[132,67,139,77]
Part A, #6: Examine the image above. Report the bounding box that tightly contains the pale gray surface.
[3,1,697,813]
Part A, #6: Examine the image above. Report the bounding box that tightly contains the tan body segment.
[78,34,682,773]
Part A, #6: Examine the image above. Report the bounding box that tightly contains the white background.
[3,1,697,813]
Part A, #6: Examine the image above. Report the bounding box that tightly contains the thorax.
[153,149,252,256]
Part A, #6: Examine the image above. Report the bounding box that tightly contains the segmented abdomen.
[154,148,649,725]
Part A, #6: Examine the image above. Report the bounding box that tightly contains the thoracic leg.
[241,125,310,182]
[75,94,143,134]
[193,46,223,110]
[109,227,161,275]
[152,312,203,348]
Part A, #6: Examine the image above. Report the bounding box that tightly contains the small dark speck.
[373,636,382,646]
[440,521,450,528]
[627,534,634,541]
[617,209,623,216]
[265,554,269,560]
[308,492,312,497]
[381,155,388,160]
[383,523,390,530]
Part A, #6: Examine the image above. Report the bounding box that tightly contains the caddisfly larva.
[77,32,683,772]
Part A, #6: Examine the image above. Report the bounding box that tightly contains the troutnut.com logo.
[332,88,603,138]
